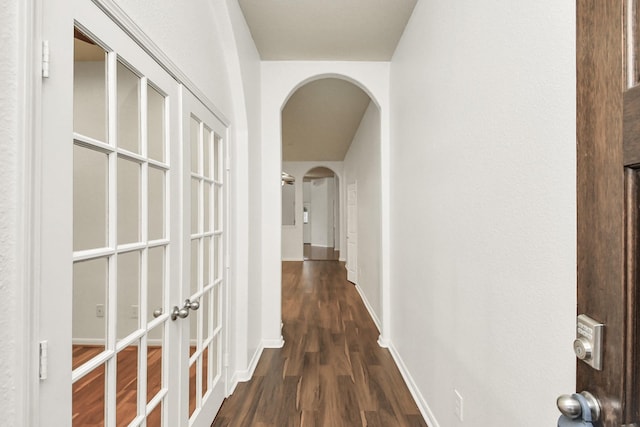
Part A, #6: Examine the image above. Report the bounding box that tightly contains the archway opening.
[302,167,340,260]
[279,76,383,323]
[280,77,373,265]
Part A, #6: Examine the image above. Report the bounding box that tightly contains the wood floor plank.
[212,260,428,427]
[303,244,340,261]
[72,346,166,427]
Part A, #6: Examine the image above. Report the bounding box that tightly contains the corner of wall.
[387,341,441,427]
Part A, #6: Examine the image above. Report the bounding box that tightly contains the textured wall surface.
[390,1,576,425]
[115,0,233,115]
[0,0,20,423]
[220,0,264,376]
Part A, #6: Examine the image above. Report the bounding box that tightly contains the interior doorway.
[302,167,340,261]
[275,74,387,345]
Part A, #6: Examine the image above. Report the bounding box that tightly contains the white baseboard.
[72,338,104,346]
[355,285,381,332]
[263,336,285,348]
[377,336,390,348]
[388,342,441,427]
[282,257,304,262]
[227,336,284,395]
[229,341,265,394]
[72,338,163,347]
[339,257,346,262]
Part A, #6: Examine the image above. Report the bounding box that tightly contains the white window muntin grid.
[188,119,225,419]
[71,44,172,426]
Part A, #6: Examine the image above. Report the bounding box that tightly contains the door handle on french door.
[184,298,200,311]
[170,299,200,321]
[171,305,189,321]
[152,308,163,318]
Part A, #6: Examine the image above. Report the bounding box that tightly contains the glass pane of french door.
[183,89,227,426]
[70,10,178,425]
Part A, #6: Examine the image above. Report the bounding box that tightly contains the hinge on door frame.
[39,340,48,380]
[42,40,50,78]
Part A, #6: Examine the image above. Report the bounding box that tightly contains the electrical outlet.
[96,304,105,318]
[454,389,464,421]
[130,305,139,319]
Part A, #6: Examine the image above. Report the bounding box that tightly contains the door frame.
[15,0,42,425]
[346,182,358,284]
[576,1,640,425]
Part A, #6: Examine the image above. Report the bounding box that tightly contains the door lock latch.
[574,314,604,371]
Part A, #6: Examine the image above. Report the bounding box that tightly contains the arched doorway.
[260,63,391,347]
[279,76,384,331]
[302,166,340,260]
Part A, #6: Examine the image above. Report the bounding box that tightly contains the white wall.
[343,101,381,323]
[115,0,233,115]
[333,177,340,252]
[389,1,576,426]
[218,0,264,382]
[281,161,343,261]
[281,183,296,226]
[0,0,25,423]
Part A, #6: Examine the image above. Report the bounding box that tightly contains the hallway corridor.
[212,261,427,426]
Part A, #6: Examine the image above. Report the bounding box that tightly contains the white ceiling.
[282,78,371,161]
[238,0,417,61]
[238,0,417,162]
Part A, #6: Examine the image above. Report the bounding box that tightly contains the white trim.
[72,338,107,346]
[227,335,284,395]
[282,257,304,262]
[18,0,40,425]
[379,106,391,347]
[388,342,441,427]
[89,0,229,126]
[72,338,164,347]
[339,257,346,262]
[228,341,265,394]
[262,337,285,348]
[354,284,381,333]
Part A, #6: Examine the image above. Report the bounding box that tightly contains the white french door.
[182,88,228,427]
[38,1,227,426]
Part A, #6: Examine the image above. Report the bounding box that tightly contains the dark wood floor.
[303,244,340,261]
[72,345,195,426]
[212,260,427,427]
[72,345,163,426]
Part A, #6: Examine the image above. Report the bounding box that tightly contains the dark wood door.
[577,1,640,426]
